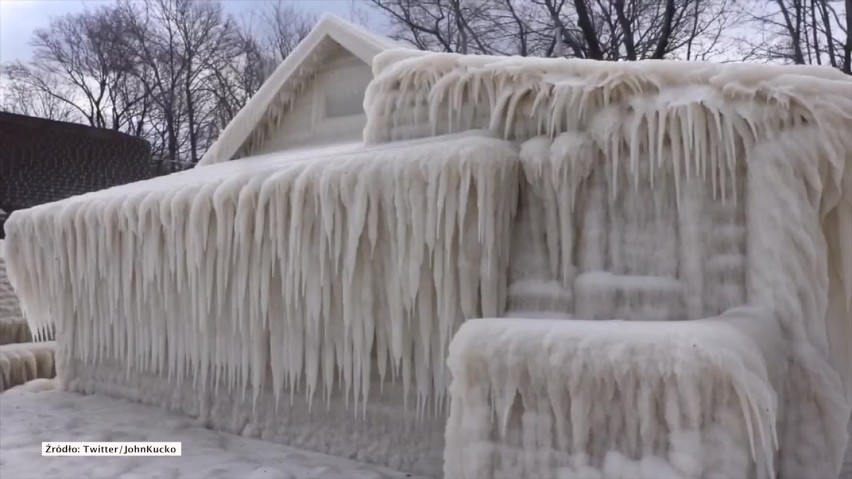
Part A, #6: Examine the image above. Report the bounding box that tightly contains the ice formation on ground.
[0,382,425,479]
[5,48,852,478]
[0,341,55,391]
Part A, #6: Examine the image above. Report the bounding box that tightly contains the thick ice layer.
[445,313,780,479]
[365,49,852,147]
[4,134,518,416]
[361,50,852,477]
[364,52,852,365]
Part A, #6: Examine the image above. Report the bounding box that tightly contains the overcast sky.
[0,0,376,64]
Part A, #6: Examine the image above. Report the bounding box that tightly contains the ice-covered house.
[5,14,852,479]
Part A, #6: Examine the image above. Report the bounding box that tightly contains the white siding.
[258,44,372,154]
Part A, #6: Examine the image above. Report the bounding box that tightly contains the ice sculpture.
[5,47,852,478]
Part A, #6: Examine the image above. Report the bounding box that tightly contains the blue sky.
[0,0,380,64]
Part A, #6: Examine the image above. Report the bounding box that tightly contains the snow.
[0,380,424,479]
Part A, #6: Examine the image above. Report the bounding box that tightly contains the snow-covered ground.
[0,380,424,479]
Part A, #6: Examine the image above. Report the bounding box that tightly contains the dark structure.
[0,112,153,238]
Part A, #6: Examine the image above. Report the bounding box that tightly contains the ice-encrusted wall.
[4,135,519,474]
[365,49,852,386]
[363,50,852,477]
[5,49,852,477]
[5,134,517,411]
[509,133,747,322]
[497,129,847,477]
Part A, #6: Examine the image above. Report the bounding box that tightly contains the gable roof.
[198,15,402,166]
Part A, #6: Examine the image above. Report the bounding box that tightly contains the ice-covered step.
[507,279,572,313]
[574,272,686,321]
[0,341,55,392]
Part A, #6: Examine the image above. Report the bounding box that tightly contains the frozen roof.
[364,49,852,145]
[198,15,403,167]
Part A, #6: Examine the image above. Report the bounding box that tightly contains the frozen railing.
[445,312,781,479]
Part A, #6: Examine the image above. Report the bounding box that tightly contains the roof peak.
[198,15,407,166]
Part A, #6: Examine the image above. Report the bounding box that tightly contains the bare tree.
[371,0,737,61]
[118,0,251,165]
[236,0,316,79]
[1,6,145,131]
[259,0,315,65]
[1,0,322,169]
[204,29,267,135]
[0,65,79,122]
[195,1,319,148]
[370,0,480,52]
[741,0,850,73]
